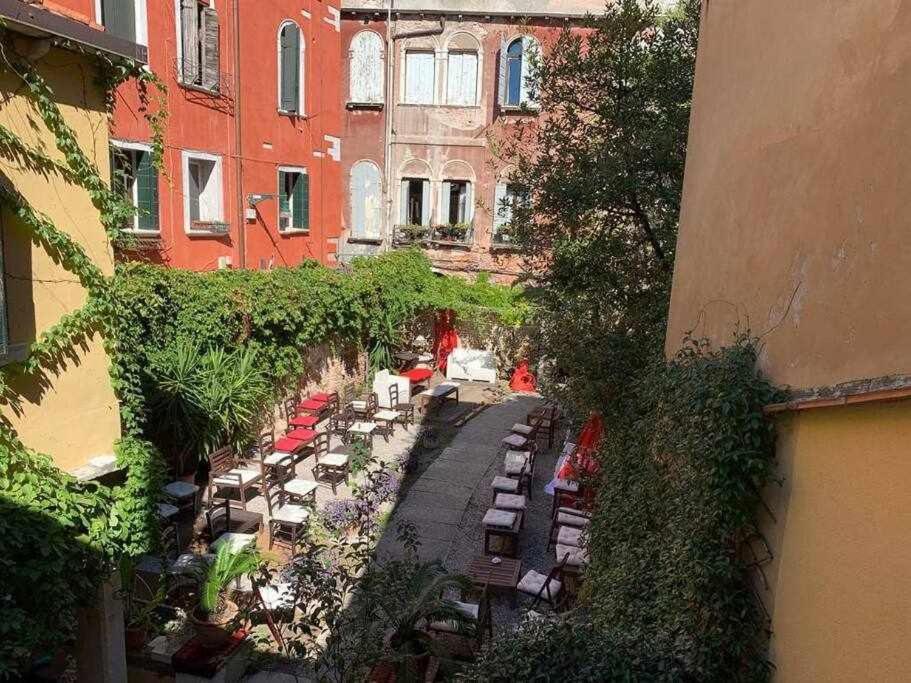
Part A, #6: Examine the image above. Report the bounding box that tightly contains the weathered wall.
[666,0,911,391]
[760,401,911,682]
[0,47,121,472]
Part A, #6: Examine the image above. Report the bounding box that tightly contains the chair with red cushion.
[284,397,319,430]
[402,368,433,393]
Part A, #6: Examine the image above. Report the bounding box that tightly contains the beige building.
[666,1,911,680]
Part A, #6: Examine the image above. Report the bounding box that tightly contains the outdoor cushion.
[556,510,591,527]
[284,479,319,498]
[511,423,534,435]
[285,428,317,442]
[156,502,179,519]
[310,392,333,402]
[350,400,368,411]
[263,451,294,467]
[402,368,433,383]
[162,480,199,499]
[552,478,580,493]
[272,504,310,525]
[491,476,519,493]
[556,544,589,568]
[298,399,326,411]
[374,409,400,421]
[210,532,257,553]
[557,525,583,547]
[213,468,261,487]
[289,414,319,428]
[274,437,304,453]
[319,452,349,467]
[494,493,527,511]
[429,601,479,633]
[482,508,517,528]
[504,452,529,476]
[518,570,562,601]
[501,434,529,449]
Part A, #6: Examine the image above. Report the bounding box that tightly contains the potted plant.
[397,224,429,244]
[118,558,166,652]
[438,222,470,242]
[190,544,261,648]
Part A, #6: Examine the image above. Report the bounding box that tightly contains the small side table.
[346,421,377,453]
[466,555,521,607]
[483,508,523,558]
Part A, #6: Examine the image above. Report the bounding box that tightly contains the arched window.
[278,21,303,114]
[499,36,540,109]
[350,161,383,238]
[349,31,384,104]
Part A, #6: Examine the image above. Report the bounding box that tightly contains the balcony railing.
[393,223,474,248]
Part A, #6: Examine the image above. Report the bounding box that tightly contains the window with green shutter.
[279,22,302,114]
[111,143,159,232]
[278,169,309,231]
[101,0,136,43]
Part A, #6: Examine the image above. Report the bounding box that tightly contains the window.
[278,21,303,114]
[178,0,219,91]
[442,180,472,224]
[278,167,310,232]
[499,36,540,108]
[400,178,431,225]
[446,51,478,106]
[493,182,527,242]
[110,142,159,232]
[349,31,384,104]
[99,0,147,45]
[182,151,224,232]
[350,161,383,238]
[404,51,435,105]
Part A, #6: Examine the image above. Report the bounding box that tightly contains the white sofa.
[446,347,497,384]
[372,369,411,408]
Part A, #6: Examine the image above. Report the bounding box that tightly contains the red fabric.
[285,428,317,443]
[289,415,319,428]
[310,392,333,402]
[432,309,459,373]
[275,437,304,452]
[298,399,326,412]
[558,412,605,481]
[402,368,432,383]
[509,361,537,393]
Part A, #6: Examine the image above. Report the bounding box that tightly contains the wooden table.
[466,555,521,607]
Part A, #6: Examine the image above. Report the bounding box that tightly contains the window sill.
[491,242,521,253]
[186,227,230,237]
[425,239,473,250]
[499,105,540,116]
[179,81,222,97]
[279,228,310,236]
[347,101,384,111]
[278,110,309,119]
[347,236,383,245]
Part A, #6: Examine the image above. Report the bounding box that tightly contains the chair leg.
[239,486,247,511]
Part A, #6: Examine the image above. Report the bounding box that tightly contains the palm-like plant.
[199,544,261,618]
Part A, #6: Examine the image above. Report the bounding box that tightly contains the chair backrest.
[208,445,236,476]
[283,397,297,420]
[206,498,232,540]
[255,430,275,460]
[533,555,569,608]
[367,392,378,413]
[312,432,330,460]
[388,383,399,406]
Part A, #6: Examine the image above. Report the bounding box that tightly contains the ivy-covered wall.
[0,46,122,471]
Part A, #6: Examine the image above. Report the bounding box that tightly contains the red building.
[96,0,344,270]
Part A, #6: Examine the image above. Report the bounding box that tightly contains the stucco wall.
[666,0,911,391]
[761,401,911,682]
[0,47,121,471]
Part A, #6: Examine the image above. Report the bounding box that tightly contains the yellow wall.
[0,45,121,471]
[761,400,911,681]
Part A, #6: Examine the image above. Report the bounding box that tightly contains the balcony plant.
[436,222,470,242]
[190,544,261,648]
[396,223,430,243]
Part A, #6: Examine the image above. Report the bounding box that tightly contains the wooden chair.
[312,435,350,494]
[263,474,310,555]
[504,449,535,494]
[349,391,378,421]
[389,384,415,429]
[490,473,527,502]
[547,506,592,551]
[328,404,355,440]
[528,404,560,449]
[207,445,262,510]
[518,556,568,610]
[427,587,492,659]
[284,397,319,430]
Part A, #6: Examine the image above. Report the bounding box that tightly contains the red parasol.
[557,411,604,480]
[432,309,459,373]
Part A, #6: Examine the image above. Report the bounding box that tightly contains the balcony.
[393,223,474,249]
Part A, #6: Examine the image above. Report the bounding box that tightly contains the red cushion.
[298,399,326,411]
[289,415,318,428]
[274,438,303,453]
[402,368,432,383]
[310,392,333,402]
[285,428,317,443]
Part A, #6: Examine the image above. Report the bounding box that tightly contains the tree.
[498,0,701,416]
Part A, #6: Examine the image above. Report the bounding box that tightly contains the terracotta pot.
[124,625,147,651]
[190,599,239,649]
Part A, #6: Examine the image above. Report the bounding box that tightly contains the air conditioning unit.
[279,212,292,231]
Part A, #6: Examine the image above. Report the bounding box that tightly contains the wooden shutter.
[188,161,201,223]
[280,24,301,112]
[493,182,509,233]
[447,52,477,106]
[441,181,452,223]
[405,52,434,105]
[292,173,309,230]
[400,180,409,224]
[201,8,220,91]
[136,150,159,231]
[278,171,290,216]
[102,0,136,43]
[350,32,384,103]
[420,180,431,226]
[181,0,199,83]
[497,39,508,106]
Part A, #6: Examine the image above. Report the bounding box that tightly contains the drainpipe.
[232,0,245,268]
